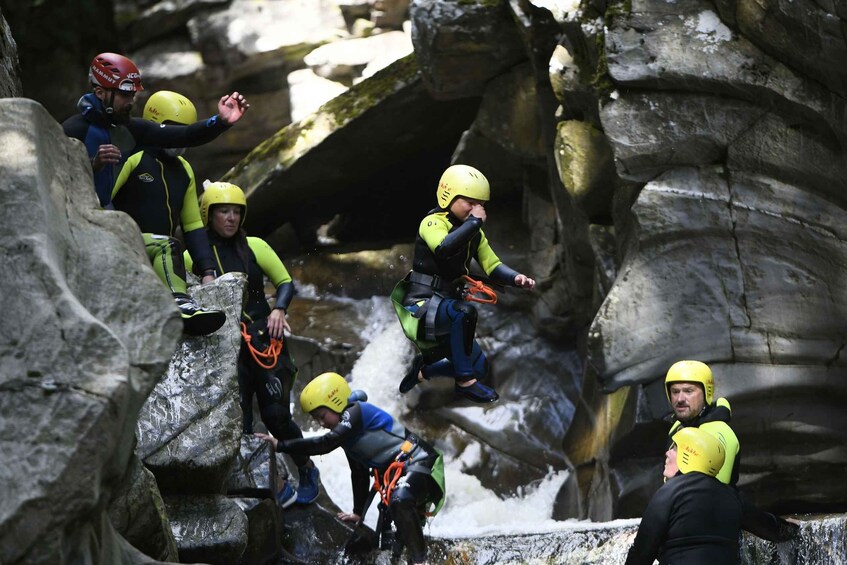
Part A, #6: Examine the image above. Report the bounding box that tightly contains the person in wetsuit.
[393,164,535,403]
[186,181,319,506]
[112,91,224,336]
[62,52,249,208]
[664,360,799,542]
[626,426,743,565]
[256,372,445,565]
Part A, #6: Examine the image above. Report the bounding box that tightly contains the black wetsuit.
[190,230,301,460]
[277,401,444,564]
[113,148,215,291]
[63,93,230,207]
[626,472,742,565]
[666,401,795,542]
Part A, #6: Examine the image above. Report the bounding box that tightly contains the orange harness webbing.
[462,275,498,304]
[373,461,406,507]
[239,322,283,369]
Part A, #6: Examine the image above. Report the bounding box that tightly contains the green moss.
[225,54,420,182]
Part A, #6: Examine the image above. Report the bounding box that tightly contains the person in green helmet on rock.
[391,164,535,403]
[111,90,225,336]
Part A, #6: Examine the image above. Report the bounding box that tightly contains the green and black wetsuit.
[399,208,520,382]
[187,231,302,460]
[113,148,215,294]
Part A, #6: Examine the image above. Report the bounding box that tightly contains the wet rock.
[165,495,249,564]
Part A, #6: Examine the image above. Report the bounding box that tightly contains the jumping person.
[186,182,319,505]
[664,360,799,542]
[391,164,535,403]
[256,372,445,565]
[112,91,224,336]
[63,52,249,208]
[626,426,743,564]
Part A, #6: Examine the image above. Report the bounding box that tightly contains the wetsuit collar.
[78,93,110,126]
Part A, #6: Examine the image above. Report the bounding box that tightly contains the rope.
[373,461,406,507]
[239,322,283,369]
[462,275,498,304]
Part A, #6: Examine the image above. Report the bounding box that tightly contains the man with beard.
[63,52,249,208]
[665,360,799,542]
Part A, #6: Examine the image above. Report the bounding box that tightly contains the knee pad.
[449,302,478,356]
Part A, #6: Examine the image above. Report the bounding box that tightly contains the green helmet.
[665,360,714,405]
[300,372,351,414]
[143,90,197,125]
[673,427,725,477]
[200,182,247,226]
[436,164,490,209]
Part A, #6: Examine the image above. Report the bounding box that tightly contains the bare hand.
[218,92,250,125]
[337,512,361,523]
[92,144,121,171]
[254,432,278,451]
[201,275,215,284]
[515,274,535,289]
[267,308,290,340]
[469,203,487,223]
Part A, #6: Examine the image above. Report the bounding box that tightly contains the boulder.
[0,98,180,563]
[136,274,245,495]
[410,0,526,99]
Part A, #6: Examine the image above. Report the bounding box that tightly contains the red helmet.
[89,52,143,92]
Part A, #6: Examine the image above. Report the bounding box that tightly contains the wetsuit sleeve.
[434,217,484,260]
[247,237,292,286]
[248,237,295,310]
[62,115,87,142]
[277,404,361,457]
[348,454,372,516]
[178,158,215,273]
[474,229,505,276]
[112,151,144,201]
[128,115,230,149]
[625,483,674,565]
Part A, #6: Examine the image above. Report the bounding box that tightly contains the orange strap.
[240,322,283,369]
[372,461,406,507]
[462,275,498,304]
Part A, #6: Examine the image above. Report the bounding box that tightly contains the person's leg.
[144,233,225,335]
[389,472,442,565]
[434,299,497,402]
[237,346,256,435]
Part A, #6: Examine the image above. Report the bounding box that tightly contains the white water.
[299,296,636,538]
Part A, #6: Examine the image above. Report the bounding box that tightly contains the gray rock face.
[410,0,526,99]
[136,274,245,495]
[0,98,180,563]
[0,10,21,97]
[165,495,249,564]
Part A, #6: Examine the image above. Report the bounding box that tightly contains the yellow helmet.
[436,164,490,209]
[300,372,351,414]
[672,427,725,477]
[665,360,714,405]
[143,90,197,125]
[200,182,247,226]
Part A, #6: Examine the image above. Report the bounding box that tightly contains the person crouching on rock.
[257,372,446,565]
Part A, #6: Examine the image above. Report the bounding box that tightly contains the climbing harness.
[240,321,282,369]
[461,275,498,304]
[373,439,414,507]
